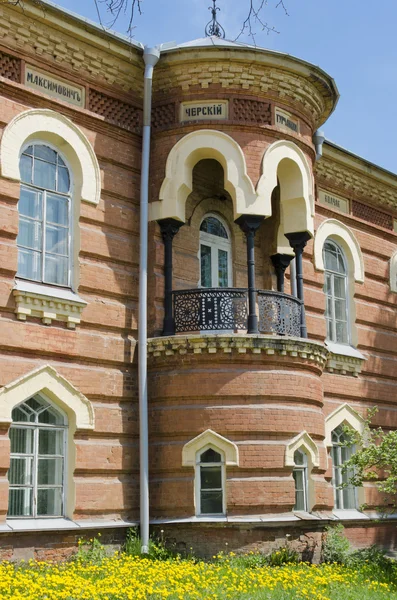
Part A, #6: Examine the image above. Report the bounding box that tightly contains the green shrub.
[75,533,108,565]
[267,545,299,566]
[322,524,351,564]
[124,527,177,560]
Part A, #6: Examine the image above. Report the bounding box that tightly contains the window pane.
[336,321,348,344]
[19,154,32,184]
[19,187,43,219]
[324,245,338,272]
[46,224,68,256]
[24,145,34,157]
[200,448,221,463]
[9,427,34,454]
[57,167,70,194]
[18,218,42,250]
[293,469,304,491]
[17,248,42,281]
[342,484,356,509]
[200,244,212,288]
[201,466,222,489]
[200,490,223,514]
[46,194,68,226]
[38,407,65,426]
[37,488,63,516]
[44,254,68,285]
[200,217,228,239]
[294,489,305,511]
[335,299,347,321]
[39,429,63,455]
[8,457,33,485]
[218,249,228,288]
[8,488,33,517]
[333,276,346,299]
[294,450,305,466]
[34,145,57,163]
[33,159,56,191]
[11,406,30,423]
[38,458,63,485]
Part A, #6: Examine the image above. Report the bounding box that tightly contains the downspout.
[139,45,160,554]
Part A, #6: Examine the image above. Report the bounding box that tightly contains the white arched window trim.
[182,429,238,518]
[0,365,94,521]
[325,403,365,512]
[314,219,365,355]
[390,250,397,293]
[0,110,97,326]
[285,431,319,513]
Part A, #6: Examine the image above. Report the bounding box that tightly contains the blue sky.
[52,0,397,174]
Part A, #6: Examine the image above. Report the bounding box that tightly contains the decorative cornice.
[13,286,86,329]
[148,334,329,368]
[315,153,397,212]
[153,49,338,128]
[325,352,365,377]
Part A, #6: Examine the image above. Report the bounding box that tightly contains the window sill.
[4,518,138,533]
[13,280,87,328]
[325,342,366,377]
[332,509,369,520]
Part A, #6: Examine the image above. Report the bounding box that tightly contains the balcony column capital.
[235,214,264,335]
[285,231,311,338]
[271,254,294,293]
[158,218,184,336]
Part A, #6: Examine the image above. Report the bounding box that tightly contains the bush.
[124,527,177,560]
[75,533,108,565]
[267,545,299,566]
[322,524,351,564]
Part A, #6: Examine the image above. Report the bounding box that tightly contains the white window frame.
[331,425,357,510]
[198,213,233,288]
[323,239,350,345]
[293,448,309,512]
[7,392,68,519]
[17,140,74,289]
[195,444,226,516]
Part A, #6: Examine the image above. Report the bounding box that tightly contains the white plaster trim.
[0,109,100,205]
[150,130,266,222]
[13,280,87,328]
[314,219,364,283]
[332,509,368,520]
[325,342,366,377]
[258,140,314,253]
[0,365,94,429]
[390,249,397,293]
[182,429,239,467]
[285,431,319,468]
[324,403,365,447]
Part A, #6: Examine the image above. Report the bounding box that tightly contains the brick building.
[0,0,397,561]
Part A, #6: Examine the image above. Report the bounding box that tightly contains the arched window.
[7,395,67,518]
[17,143,72,287]
[293,449,308,511]
[323,240,349,344]
[196,446,225,515]
[199,215,232,288]
[331,425,357,510]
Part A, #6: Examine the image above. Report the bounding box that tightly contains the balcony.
[172,288,303,337]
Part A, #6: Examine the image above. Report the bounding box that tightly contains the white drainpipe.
[138,45,160,554]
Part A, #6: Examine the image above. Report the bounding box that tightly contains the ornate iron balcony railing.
[172,288,302,337]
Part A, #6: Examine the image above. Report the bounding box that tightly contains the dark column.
[235,215,264,334]
[270,254,294,293]
[158,218,184,336]
[285,231,311,338]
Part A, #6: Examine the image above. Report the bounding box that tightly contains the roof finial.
[205,0,226,39]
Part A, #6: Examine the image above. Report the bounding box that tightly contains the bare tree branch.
[2,0,288,43]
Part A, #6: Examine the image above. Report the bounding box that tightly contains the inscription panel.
[25,65,85,108]
[180,100,228,122]
[318,190,349,214]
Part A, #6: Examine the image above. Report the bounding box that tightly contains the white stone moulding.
[13,281,87,328]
